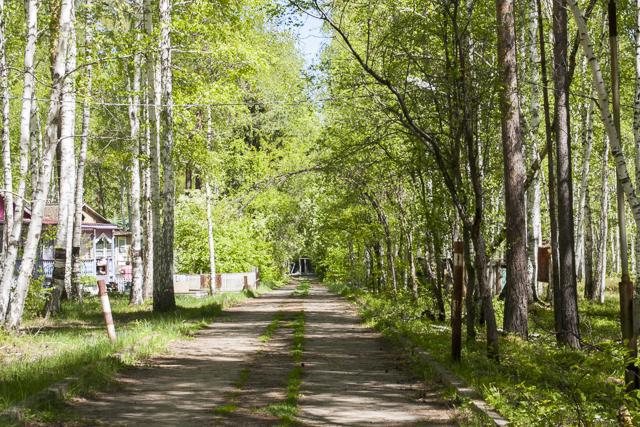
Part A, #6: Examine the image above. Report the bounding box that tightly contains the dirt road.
[67,282,457,426]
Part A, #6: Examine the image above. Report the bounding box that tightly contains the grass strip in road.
[265,311,305,425]
[212,367,251,415]
[260,312,284,343]
[293,281,310,297]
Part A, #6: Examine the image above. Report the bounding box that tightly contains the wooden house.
[0,196,131,288]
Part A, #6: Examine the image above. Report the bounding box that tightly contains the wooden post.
[243,275,249,291]
[215,273,222,292]
[97,280,116,343]
[452,241,464,362]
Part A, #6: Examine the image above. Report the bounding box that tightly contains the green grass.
[212,403,238,415]
[260,312,284,343]
[0,284,276,416]
[269,311,305,425]
[293,281,310,297]
[326,280,639,426]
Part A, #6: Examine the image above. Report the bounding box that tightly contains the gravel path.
[66,282,456,426]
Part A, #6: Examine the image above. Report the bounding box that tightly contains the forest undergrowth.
[327,280,639,426]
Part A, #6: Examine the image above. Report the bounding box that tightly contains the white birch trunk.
[129,2,144,305]
[0,0,13,255]
[29,92,41,189]
[6,0,73,329]
[595,135,610,303]
[49,1,77,315]
[0,0,38,323]
[63,15,77,298]
[142,86,153,299]
[568,0,640,229]
[575,98,594,279]
[71,0,93,302]
[144,0,162,305]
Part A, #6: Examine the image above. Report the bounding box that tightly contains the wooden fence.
[174,270,259,294]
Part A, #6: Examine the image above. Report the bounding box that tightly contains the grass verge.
[0,283,278,421]
[326,280,639,426]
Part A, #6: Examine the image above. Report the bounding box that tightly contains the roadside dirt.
[64,282,457,426]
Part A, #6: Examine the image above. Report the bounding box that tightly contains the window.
[96,236,110,259]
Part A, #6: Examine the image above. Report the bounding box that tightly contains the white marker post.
[97,280,117,343]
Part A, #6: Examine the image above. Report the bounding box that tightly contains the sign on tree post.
[452,241,464,361]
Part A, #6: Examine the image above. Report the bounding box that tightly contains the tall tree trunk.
[595,136,610,303]
[575,98,594,281]
[142,86,153,300]
[49,1,77,316]
[129,3,144,305]
[205,107,216,294]
[553,0,580,349]
[527,0,542,301]
[537,0,560,310]
[0,0,12,255]
[71,0,93,303]
[584,187,595,297]
[144,0,160,302]
[496,0,528,339]
[5,0,73,329]
[29,92,41,191]
[407,228,418,299]
[463,225,476,340]
[0,0,38,323]
[634,0,640,293]
[568,0,640,229]
[608,2,637,389]
[366,193,397,293]
[154,0,176,311]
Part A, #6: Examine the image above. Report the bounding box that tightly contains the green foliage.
[22,277,50,320]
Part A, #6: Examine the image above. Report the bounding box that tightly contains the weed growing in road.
[293,281,310,297]
[260,312,284,343]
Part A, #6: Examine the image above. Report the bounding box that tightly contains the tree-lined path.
[66,282,457,426]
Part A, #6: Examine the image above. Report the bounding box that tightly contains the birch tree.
[71,0,93,302]
[205,107,216,294]
[568,0,640,228]
[49,1,78,316]
[0,0,12,255]
[6,0,73,329]
[129,0,144,305]
[0,0,38,323]
[595,135,610,303]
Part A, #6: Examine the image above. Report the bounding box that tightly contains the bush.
[23,276,51,319]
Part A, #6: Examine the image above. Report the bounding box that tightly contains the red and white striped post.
[97,280,117,343]
[452,241,464,362]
